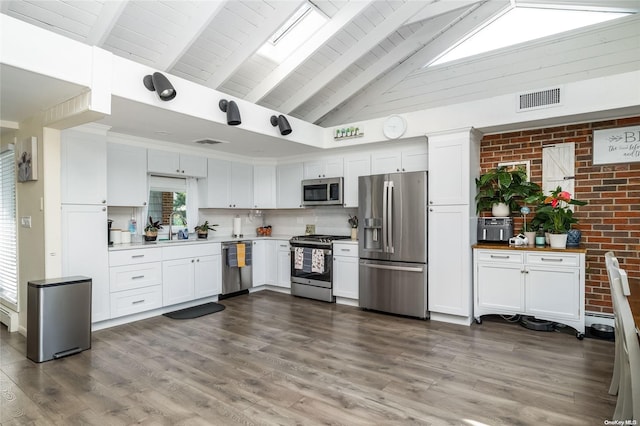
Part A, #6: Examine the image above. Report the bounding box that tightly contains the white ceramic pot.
[549,233,568,249]
[491,202,510,217]
[524,231,537,246]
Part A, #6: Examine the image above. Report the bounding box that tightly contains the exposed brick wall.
[481,116,640,314]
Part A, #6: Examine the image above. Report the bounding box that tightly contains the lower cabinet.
[473,247,585,337]
[252,239,288,287]
[62,204,110,323]
[108,243,222,320]
[108,248,163,319]
[162,243,221,307]
[332,243,358,300]
[276,241,291,288]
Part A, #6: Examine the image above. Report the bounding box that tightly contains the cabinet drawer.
[333,243,358,257]
[110,285,162,318]
[526,252,579,267]
[109,248,162,266]
[476,250,523,264]
[162,243,219,260]
[110,262,162,292]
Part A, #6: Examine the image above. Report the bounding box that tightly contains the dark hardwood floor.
[1,291,616,425]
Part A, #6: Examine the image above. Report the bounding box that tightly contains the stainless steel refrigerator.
[358,171,428,318]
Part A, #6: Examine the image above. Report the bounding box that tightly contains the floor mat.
[163,302,225,320]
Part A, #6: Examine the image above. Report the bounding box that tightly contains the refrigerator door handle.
[383,180,389,252]
[362,263,424,273]
[387,180,394,253]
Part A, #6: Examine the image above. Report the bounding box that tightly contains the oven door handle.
[290,247,332,255]
[362,263,424,273]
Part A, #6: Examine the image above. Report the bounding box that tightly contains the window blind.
[0,147,18,307]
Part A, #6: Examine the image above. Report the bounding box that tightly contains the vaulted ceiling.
[1,0,638,133]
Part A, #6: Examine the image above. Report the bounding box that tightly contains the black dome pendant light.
[143,72,177,101]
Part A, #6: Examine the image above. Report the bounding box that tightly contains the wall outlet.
[305,224,315,235]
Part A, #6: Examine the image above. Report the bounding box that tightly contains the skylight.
[428,7,630,67]
[257,3,327,63]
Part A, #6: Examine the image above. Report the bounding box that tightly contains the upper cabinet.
[371,145,428,175]
[277,163,304,209]
[303,157,343,179]
[147,149,207,178]
[61,129,107,205]
[107,143,147,207]
[427,131,478,206]
[343,154,371,208]
[199,158,253,208]
[253,165,277,209]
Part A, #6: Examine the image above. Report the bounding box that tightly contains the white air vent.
[0,306,18,332]
[194,139,225,145]
[516,87,562,112]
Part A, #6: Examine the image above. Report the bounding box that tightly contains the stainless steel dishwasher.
[221,241,253,296]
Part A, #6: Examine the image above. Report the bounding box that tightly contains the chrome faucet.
[168,210,186,240]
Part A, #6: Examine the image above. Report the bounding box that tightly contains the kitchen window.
[147,176,198,234]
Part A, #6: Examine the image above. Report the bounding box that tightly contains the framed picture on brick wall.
[593,125,640,165]
[498,160,530,181]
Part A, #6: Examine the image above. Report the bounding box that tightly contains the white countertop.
[108,234,295,251]
[109,235,359,251]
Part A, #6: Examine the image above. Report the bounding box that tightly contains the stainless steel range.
[289,234,351,302]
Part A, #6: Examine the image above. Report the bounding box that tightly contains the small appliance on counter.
[477,217,513,242]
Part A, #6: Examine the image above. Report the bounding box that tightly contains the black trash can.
[27,276,92,363]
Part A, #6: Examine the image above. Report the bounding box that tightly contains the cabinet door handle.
[132,299,145,305]
[131,275,145,280]
[132,255,145,259]
[196,259,200,262]
[340,249,350,252]
[490,255,510,259]
[191,259,195,263]
[541,258,563,262]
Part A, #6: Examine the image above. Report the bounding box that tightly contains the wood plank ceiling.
[2,0,638,129]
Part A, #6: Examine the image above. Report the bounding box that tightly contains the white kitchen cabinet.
[276,241,291,288]
[252,240,266,285]
[473,247,585,337]
[61,128,107,205]
[162,243,221,306]
[108,247,163,319]
[427,131,478,206]
[163,258,195,306]
[303,157,343,179]
[253,165,277,209]
[147,149,207,178]
[107,143,148,207]
[230,162,253,208]
[199,159,253,208]
[61,204,110,323]
[342,154,371,208]
[428,204,472,319]
[370,145,427,175]
[253,239,286,287]
[332,243,358,300]
[474,250,525,314]
[265,240,278,285]
[426,128,480,326]
[194,254,220,299]
[277,162,304,208]
[200,158,231,208]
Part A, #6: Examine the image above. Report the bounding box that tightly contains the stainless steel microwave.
[301,177,343,206]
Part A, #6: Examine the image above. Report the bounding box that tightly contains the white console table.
[473,244,586,339]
